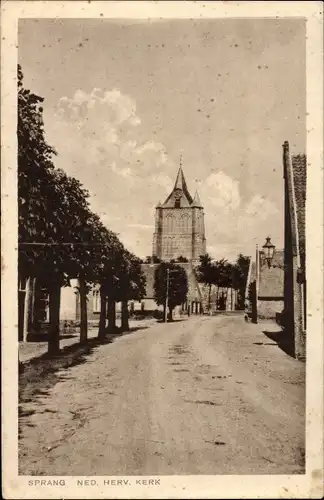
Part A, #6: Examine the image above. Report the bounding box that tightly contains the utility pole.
[164,268,170,323]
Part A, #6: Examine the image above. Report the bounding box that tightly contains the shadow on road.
[26,333,79,342]
[156,318,188,324]
[262,328,294,358]
[19,325,150,420]
[127,325,150,333]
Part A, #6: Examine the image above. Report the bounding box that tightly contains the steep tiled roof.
[283,142,307,259]
[162,167,194,208]
[258,249,284,298]
[292,154,306,256]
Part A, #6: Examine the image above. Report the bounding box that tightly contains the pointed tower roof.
[174,167,187,190]
[162,165,193,207]
[191,190,203,208]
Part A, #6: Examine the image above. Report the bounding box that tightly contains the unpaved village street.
[19,315,305,475]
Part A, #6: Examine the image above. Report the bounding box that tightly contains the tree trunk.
[208,284,212,311]
[251,281,258,324]
[216,286,219,310]
[98,286,107,340]
[107,296,116,332]
[231,287,233,311]
[168,306,173,322]
[79,277,88,344]
[121,300,129,331]
[18,289,24,341]
[23,276,34,342]
[48,283,61,356]
[240,286,245,309]
[163,303,167,322]
[225,288,229,311]
[31,277,37,326]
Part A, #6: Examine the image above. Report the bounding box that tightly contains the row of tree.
[196,253,250,311]
[18,65,146,355]
[18,62,250,357]
[150,253,250,321]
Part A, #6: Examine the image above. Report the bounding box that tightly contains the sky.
[19,18,306,262]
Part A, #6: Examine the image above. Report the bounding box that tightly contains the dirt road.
[19,315,305,475]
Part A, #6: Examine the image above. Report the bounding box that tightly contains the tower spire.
[191,189,203,208]
[161,154,194,206]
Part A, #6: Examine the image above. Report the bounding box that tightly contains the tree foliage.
[197,253,250,310]
[154,262,188,319]
[232,254,250,309]
[18,64,146,349]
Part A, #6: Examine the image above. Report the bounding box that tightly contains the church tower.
[152,164,206,262]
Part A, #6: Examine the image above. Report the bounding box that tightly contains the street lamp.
[262,236,276,269]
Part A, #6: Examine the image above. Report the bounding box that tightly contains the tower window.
[175,199,180,208]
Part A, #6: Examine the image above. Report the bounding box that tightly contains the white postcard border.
[1,1,323,499]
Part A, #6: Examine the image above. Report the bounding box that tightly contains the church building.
[136,165,207,315]
[152,166,206,262]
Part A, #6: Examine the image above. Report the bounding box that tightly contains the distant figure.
[188,307,191,317]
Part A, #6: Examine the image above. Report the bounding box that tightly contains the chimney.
[283,140,290,180]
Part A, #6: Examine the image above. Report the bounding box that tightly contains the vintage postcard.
[1,1,323,498]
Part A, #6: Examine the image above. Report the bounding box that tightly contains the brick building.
[282,141,307,360]
[152,166,206,262]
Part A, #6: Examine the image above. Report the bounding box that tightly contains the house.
[282,141,307,360]
[245,141,306,360]
[245,248,284,321]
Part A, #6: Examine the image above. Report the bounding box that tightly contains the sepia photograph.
[1,1,323,499]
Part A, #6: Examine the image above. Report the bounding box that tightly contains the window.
[175,199,180,208]
[180,213,190,233]
[165,213,175,232]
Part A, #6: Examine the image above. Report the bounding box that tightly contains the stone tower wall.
[160,207,193,260]
[153,206,206,261]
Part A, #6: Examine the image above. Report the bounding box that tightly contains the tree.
[18,64,127,351]
[177,255,188,263]
[196,254,215,311]
[116,251,146,331]
[212,259,230,310]
[89,223,125,339]
[18,63,62,351]
[18,64,146,352]
[232,254,250,309]
[154,263,188,321]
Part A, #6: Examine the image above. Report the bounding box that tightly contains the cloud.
[46,87,178,257]
[245,194,276,218]
[45,87,281,260]
[203,172,240,212]
[57,88,141,128]
[199,171,280,259]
